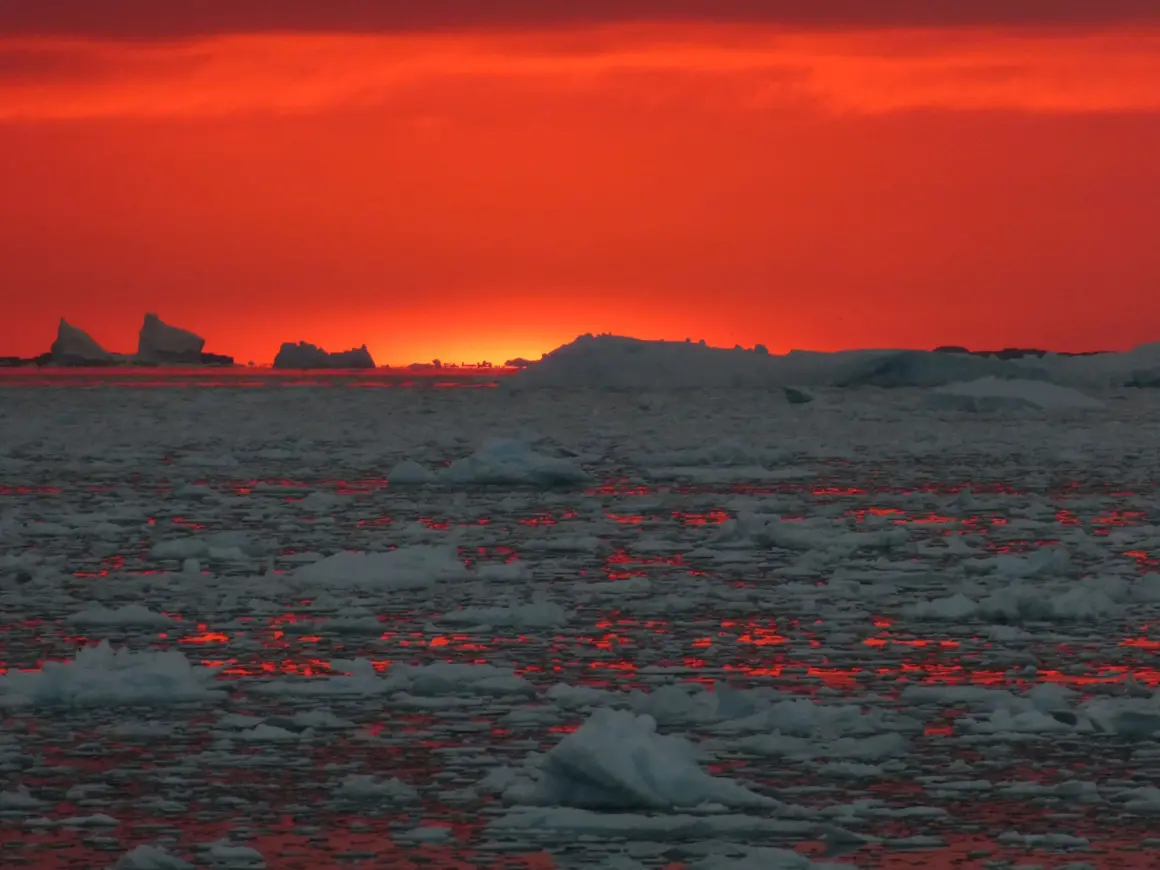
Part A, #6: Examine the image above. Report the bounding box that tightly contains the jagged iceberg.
[50,318,114,365]
[273,341,376,369]
[136,313,205,363]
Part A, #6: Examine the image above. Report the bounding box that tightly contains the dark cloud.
[3,0,1159,39]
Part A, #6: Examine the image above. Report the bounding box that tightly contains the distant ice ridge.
[136,313,205,364]
[923,377,1105,411]
[0,640,224,708]
[511,333,1160,390]
[389,439,591,488]
[272,341,375,369]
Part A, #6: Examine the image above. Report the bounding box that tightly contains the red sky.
[2,2,1160,365]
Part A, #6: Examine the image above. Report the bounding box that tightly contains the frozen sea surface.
[1,379,1159,869]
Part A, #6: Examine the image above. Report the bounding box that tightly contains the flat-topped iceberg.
[273,341,375,369]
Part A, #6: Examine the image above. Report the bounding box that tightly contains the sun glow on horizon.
[2,19,1159,354]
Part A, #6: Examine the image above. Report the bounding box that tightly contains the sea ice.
[0,640,224,708]
[291,545,468,589]
[114,844,195,870]
[924,377,1104,411]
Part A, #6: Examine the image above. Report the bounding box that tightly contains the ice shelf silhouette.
[273,341,376,369]
[136,313,205,364]
[50,319,115,366]
[510,334,1160,391]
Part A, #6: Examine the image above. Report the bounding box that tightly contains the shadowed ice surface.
[1,378,1159,869]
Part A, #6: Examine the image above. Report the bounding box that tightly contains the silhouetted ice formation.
[136,313,205,364]
[273,341,375,369]
[50,318,115,366]
[512,333,1160,391]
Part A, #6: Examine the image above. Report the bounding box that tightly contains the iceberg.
[273,341,376,369]
[136,313,205,364]
[50,318,115,365]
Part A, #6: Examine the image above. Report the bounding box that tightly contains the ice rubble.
[0,640,224,707]
[291,545,468,589]
[387,458,437,485]
[906,571,1158,623]
[442,438,592,487]
[202,840,265,868]
[272,341,375,369]
[66,603,174,628]
[150,530,265,561]
[135,313,205,364]
[114,844,194,870]
[50,318,115,365]
[437,594,570,628]
[900,682,1160,740]
[923,377,1105,411]
[386,440,590,487]
[0,785,42,810]
[253,658,534,698]
[496,708,776,810]
[335,774,419,803]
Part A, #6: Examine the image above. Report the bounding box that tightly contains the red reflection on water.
[1124,549,1158,568]
[736,625,787,647]
[587,481,653,496]
[606,512,644,525]
[0,484,62,495]
[673,509,730,525]
[75,554,126,578]
[1122,637,1160,650]
[357,515,394,527]
[181,626,230,645]
[0,811,549,870]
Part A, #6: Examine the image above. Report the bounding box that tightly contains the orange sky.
[2,6,1160,365]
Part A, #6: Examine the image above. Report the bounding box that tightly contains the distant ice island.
[2,321,1159,399]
